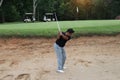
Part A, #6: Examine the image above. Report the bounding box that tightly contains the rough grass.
[0,20,120,38]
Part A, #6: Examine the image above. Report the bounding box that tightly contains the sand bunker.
[0,35,120,80]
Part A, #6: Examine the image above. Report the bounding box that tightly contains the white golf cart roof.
[45,13,54,15]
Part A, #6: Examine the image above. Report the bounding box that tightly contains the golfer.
[54,28,75,73]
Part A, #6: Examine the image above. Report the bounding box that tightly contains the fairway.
[0,20,120,37]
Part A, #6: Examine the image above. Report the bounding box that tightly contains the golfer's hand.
[59,32,62,35]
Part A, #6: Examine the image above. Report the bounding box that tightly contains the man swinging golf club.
[54,28,74,73]
[54,13,75,73]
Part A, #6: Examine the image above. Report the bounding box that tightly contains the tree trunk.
[0,0,3,7]
[0,0,4,22]
[37,8,39,21]
[0,7,5,23]
[33,0,38,21]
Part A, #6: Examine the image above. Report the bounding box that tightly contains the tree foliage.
[0,0,120,22]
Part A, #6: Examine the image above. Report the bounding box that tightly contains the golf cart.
[43,13,55,22]
[24,13,35,22]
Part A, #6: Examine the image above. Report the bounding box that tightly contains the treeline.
[0,0,120,22]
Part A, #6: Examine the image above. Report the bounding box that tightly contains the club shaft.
[55,13,61,32]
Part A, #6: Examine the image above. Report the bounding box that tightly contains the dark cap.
[66,28,75,33]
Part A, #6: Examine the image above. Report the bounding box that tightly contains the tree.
[33,0,39,21]
[0,0,3,7]
[0,0,4,22]
[107,0,120,19]
[0,0,20,22]
[1,0,120,22]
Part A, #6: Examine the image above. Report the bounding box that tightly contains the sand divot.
[0,75,14,80]
[15,74,30,80]
[74,59,92,67]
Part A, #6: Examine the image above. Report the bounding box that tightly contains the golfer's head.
[66,28,75,36]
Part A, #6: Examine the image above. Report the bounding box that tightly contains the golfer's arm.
[61,34,68,40]
[57,32,61,39]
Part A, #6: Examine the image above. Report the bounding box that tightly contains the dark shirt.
[56,32,71,47]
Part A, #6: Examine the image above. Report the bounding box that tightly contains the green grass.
[0,20,120,38]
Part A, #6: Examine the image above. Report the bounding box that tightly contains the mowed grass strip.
[0,20,120,38]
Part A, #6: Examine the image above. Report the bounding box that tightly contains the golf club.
[55,13,61,32]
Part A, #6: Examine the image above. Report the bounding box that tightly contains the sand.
[0,35,120,80]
